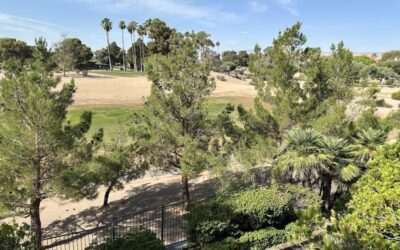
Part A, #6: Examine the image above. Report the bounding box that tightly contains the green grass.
[89,70,146,77]
[67,97,256,141]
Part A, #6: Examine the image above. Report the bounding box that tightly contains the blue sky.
[1,0,400,53]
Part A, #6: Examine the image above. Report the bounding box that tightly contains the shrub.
[238,228,287,249]
[85,228,165,250]
[356,99,392,108]
[82,70,89,77]
[187,185,319,245]
[202,237,248,250]
[0,222,34,249]
[391,90,400,100]
[229,187,292,229]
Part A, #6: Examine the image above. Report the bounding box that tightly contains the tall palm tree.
[127,21,138,71]
[119,21,126,71]
[101,18,113,70]
[137,24,146,72]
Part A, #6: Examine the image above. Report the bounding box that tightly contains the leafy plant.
[85,228,165,250]
[391,90,400,100]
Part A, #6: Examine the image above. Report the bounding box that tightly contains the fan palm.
[354,128,387,164]
[275,128,358,211]
[318,136,358,210]
[119,21,126,71]
[101,18,113,70]
[127,21,138,71]
[274,128,327,188]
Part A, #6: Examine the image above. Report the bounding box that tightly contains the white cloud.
[249,0,269,13]
[0,13,98,45]
[276,0,299,16]
[75,0,238,23]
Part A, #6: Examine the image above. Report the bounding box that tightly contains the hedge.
[238,227,287,249]
[85,228,165,250]
[187,185,320,245]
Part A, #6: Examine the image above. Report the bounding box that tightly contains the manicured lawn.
[89,70,146,77]
[67,97,257,141]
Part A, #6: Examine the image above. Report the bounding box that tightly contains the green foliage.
[95,42,122,65]
[382,110,400,129]
[187,185,319,245]
[355,98,392,108]
[86,228,165,250]
[354,108,383,131]
[323,141,400,249]
[238,228,287,249]
[285,205,324,244]
[130,36,216,201]
[380,60,400,75]
[353,55,375,65]
[381,50,400,62]
[0,222,36,249]
[202,237,248,250]
[0,37,32,67]
[221,61,236,72]
[391,90,400,100]
[54,37,93,73]
[0,38,100,246]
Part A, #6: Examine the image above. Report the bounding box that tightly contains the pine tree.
[0,38,101,247]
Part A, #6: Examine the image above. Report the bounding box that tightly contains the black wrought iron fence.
[41,201,188,250]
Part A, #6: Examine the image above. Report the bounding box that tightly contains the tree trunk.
[133,33,137,72]
[121,30,126,71]
[103,181,116,207]
[321,175,333,211]
[140,36,145,72]
[30,196,42,248]
[182,175,190,203]
[106,32,112,70]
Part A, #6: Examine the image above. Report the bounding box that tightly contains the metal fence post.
[112,216,117,241]
[161,204,165,242]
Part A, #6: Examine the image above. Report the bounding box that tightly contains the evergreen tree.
[130,36,216,203]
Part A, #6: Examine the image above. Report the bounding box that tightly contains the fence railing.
[42,201,189,250]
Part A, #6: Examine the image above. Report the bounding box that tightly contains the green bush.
[391,90,400,100]
[187,185,319,245]
[202,237,248,250]
[356,99,392,108]
[238,228,287,249]
[0,222,34,249]
[230,187,292,229]
[82,70,89,77]
[85,228,165,250]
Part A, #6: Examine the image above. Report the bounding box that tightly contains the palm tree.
[318,136,358,211]
[127,21,138,71]
[354,128,387,164]
[275,128,359,211]
[216,41,221,59]
[101,18,113,70]
[137,24,146,72]
[119,21,126,71]
[274,128,326,189]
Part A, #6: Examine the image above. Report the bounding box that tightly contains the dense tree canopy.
[53,37,93,75]
[0,38,32,67]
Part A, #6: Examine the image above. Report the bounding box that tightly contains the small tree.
[57,132,148,207]
[0,38,101,247]
[131,37,216,202]
[53,37,93,76]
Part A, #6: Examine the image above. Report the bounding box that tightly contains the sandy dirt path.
[57,71,256,107]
